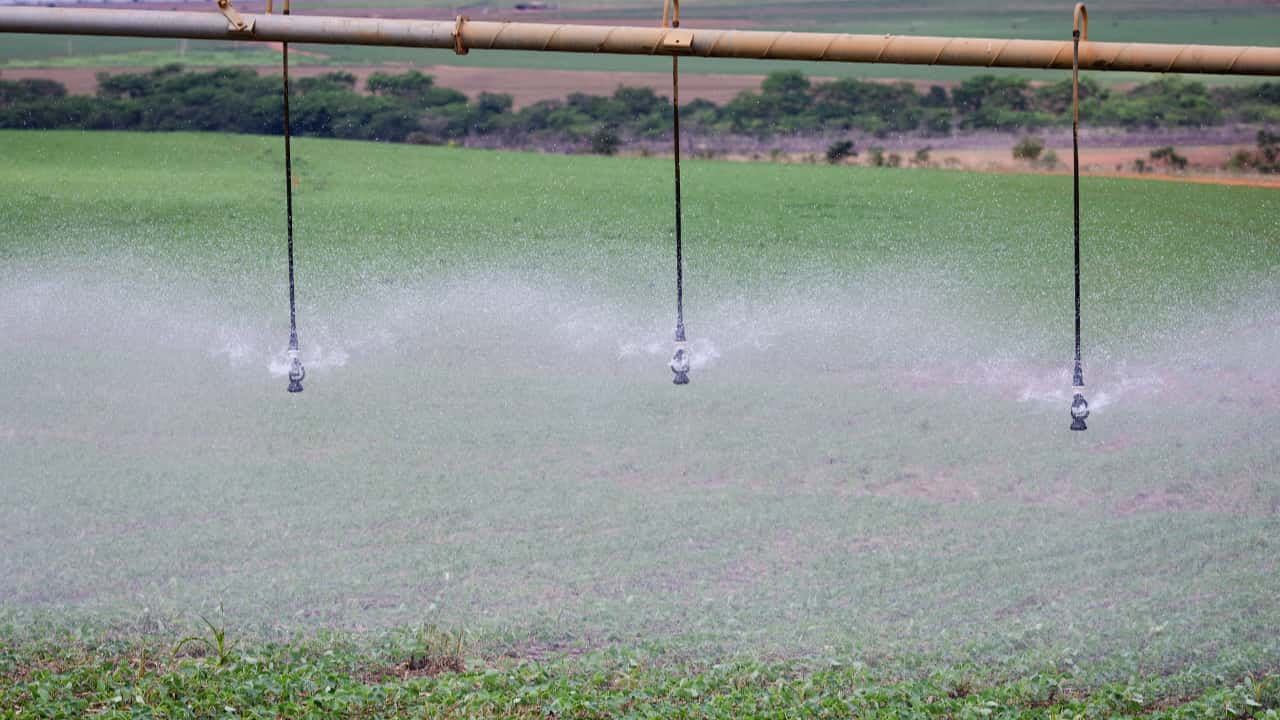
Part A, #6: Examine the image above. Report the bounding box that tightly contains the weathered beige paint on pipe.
[3,6,1280,76]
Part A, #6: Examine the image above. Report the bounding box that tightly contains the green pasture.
[0,43,327,69]
[1,130,1278,716]
[0,36,296,68]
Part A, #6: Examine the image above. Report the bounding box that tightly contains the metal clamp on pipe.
[453,15,469,55]
[661,29,694,54]
[216,0,253,33]
[659,0,692,53]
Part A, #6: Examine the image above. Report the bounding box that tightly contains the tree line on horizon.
[3,65,1280,153]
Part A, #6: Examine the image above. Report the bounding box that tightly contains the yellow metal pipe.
[3,6,1280,76]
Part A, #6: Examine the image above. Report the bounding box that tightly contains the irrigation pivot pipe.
[4,6,1280,76]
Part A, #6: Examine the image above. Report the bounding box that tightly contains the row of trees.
[3,66,1280,148]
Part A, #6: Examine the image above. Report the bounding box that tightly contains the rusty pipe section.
[3,6,1280,76]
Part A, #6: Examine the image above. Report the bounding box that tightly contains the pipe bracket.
[661,29,694,53]
[216,0,254,33]
[453,15,469,55]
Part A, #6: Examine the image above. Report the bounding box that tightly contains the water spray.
[664,0,691,385]
[7,2,1280,409]
[277,0,305,393]
[1069,3,1089,430]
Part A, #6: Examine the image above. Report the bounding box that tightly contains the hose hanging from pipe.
[279,0,305,393]
[664,0,690,385]
[1069,2,1089,430]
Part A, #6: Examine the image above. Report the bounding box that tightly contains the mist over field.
[1,132,1278,691]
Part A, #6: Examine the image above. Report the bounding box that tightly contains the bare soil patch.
[499,638,593,663]
[420,64,770,107]
[768,144,1280,189]
[856,467,1273,517]
[936,143,1280,187]
[359,654,466,684]
[865,469,982,505]
[2,66,107,96]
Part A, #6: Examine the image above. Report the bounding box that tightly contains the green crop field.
[1,130,1279,717]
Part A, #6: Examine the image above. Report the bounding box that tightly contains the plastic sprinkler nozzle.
[287,346,305,393]
[670,342,690,385]
[1069,362,1086,430]
[1070,389,1089,431]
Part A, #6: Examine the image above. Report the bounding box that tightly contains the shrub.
[1224,129,1280,173]
[404,131,439,145]
[590,125,620,155]
[0,78,67,106]
[953,76,1050,130]
[1012,136,1045,161]
[825,139,856,164]
[1150,145,1188,170]
[1256,129,1280,170]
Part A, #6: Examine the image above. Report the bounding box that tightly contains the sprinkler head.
[287,349,306,393]
[670,343,690,385]
[1070,390,1089,431]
